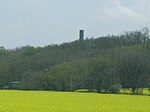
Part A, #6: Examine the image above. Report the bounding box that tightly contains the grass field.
[0,91,150,112]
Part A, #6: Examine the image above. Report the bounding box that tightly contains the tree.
[116,47,149,94]
[88,57,113,93]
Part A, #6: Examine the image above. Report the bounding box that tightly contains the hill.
[0,28,150,94]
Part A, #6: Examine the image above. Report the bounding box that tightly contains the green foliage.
[115,47,150,94]
[109,84,122,94]
[148,83,150,94]
[0,29,150,94]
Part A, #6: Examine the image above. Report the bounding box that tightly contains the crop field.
[0,91,150,112]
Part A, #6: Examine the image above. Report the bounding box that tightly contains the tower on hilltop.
[79,30,84,41]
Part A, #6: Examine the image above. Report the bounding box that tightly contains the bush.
[109,84,122,94]
[148,83,150,94]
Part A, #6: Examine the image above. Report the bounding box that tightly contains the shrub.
[148,83,150,94]
[109,84,122,94]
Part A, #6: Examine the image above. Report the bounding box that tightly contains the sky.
[0,0,150,49]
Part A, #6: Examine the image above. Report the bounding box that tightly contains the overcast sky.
[0,0,150,49]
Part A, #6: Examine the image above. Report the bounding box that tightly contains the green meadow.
[0,90,150,112]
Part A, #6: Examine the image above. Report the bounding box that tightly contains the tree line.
[0,27,150,94]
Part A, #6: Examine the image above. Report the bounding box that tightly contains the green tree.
[116,47,149,94]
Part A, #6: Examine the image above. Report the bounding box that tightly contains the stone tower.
[79,30,84,41]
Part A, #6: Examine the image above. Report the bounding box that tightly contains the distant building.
[2,81,19,90]
[79,30,84,41]
[9,81,19,89]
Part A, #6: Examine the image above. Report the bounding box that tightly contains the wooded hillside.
[0,28,150,94]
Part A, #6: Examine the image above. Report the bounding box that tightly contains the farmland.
[0,91,150,112]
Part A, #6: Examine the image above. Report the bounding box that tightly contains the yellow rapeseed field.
[0,90,150,112]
